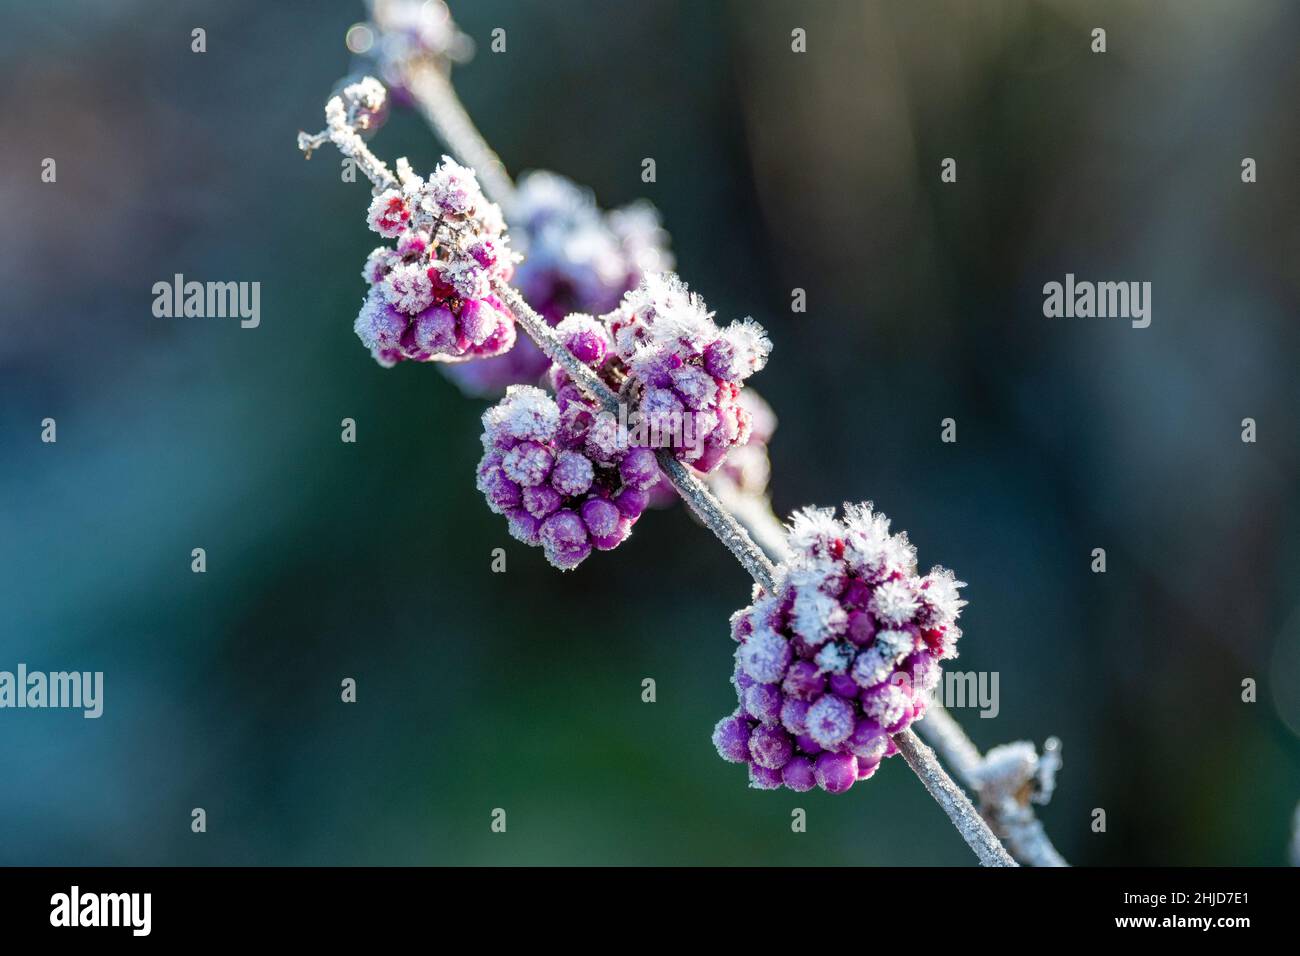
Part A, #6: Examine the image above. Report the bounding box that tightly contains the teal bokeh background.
[1,0,1298,864]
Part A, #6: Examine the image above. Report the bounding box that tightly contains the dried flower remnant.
[478,385,661,570]
[443,171,673,398]
[714,503,966,792]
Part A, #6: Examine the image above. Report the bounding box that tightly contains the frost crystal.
[713,502,966,792]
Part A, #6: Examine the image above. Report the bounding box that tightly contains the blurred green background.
[1,0,1298,865]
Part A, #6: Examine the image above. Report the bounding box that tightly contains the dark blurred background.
[1,0,1297,865]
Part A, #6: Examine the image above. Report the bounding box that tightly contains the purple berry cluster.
[713,503,967,792]
[477,383,661,570]
[606,274,771,472]
[354,155,517,368]
[443,170,673,398]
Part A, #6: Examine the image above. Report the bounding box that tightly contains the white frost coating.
[426,155,481,215]
[791,586,847,646]
[914,705,1068,866]
[555,312,610,348]
[919,567,968,622]
[352,294,384,350]
[970,738,1067,867]
[971,742,1039,796]
[363,246,398,283]
[894,729,1018,867]
[442,257,489,301]
[862,681,909,726]
[806,695,855,749]
[739,626,790,684]
[382,260,435,314]
[870,578,920,627]
[611,272,771,385]
[874,628,915,662]
[851,647,893,688]
[342,76,387,115]
[482,385,560,445]
[366,189,410,237]
[718,318,772,379]
[669,364,716,410]
[785,507,842,560]
[813,641,854,675]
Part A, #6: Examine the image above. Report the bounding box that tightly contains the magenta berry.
[781,756,817,793]
[617,447,660,490]
[737,626,792,684]
[538,510,590,570]
[748,725,794,771]
[712,502,967,792]
[749,764,784,791]
[366,189,412,238]
[712,712,752,764]
[742,683,782,726]
[779,697,810,736]
[806,694,856,750]
[814,752,859,794]
[781,660,824,700]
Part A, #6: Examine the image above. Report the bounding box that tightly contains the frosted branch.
[298,79,396,192]
[655,455,778,592]
[917,705,1069,866]
[708,480,792,563]
[490,279,618,413]
[894,729,1018,867]
[406,63,516,205]
[307,25,1025,869]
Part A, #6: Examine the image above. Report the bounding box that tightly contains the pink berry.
[815,752,858,794]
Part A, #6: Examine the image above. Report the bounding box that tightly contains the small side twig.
[918,704,1068,867]
[298,81,396,191]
